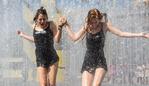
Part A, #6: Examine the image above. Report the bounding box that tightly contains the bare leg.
[37,67,48,86]
[48,62,58,86]
[92,68,106,86]
[82,71,94,86]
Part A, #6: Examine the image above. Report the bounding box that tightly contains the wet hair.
[33,6,48,22]
[86,8,103,23]
[85,8,108,32]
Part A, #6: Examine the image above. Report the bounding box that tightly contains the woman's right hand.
[17,30,23,37]
[143,33,149,38]
[16,30,34,42]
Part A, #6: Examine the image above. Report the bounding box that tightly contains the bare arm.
[65,23,86,42]
[107,21,145,38]
[17,30,34,42]
[50,21,62,43]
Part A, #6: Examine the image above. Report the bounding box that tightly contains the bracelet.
[58,26,62,31]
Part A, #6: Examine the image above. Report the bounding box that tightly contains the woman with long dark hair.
[17,7,66,86]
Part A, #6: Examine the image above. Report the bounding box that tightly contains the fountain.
[0,0,148,86]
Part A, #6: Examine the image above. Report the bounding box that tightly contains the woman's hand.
[17,30,23,37]
[17,30,34,42]
[58,16,67,29]
[143,33,149,38]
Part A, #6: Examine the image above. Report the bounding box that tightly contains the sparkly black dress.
[33,23,59,68]
[81,27,107,73]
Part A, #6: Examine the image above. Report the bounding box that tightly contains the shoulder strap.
[101,23,107,36]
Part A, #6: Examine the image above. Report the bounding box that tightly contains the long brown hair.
[85,8,107,32]
[33,6,48,22]
[33,7,48,29]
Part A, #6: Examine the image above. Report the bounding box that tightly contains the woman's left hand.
[142,32,149,38]
[58,16,67,27]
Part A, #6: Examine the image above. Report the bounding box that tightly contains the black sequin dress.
[33,24,59,68]
[81,27,107,73]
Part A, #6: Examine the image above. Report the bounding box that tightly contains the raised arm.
[50,21,62,43]
[65,23,87,42]
[107,21,146,38]
[17,30,34,42]
[50,16,70,43]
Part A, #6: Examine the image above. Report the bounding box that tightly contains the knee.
[40,83,47,86]
[39,80,47,86]
[93,82,101,86]
[49,83,56,86]
[49,80,56,86]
